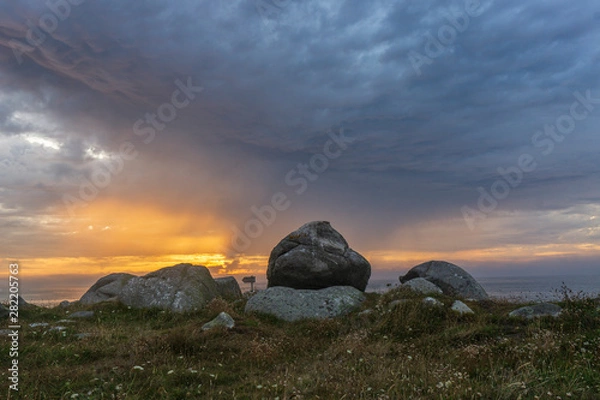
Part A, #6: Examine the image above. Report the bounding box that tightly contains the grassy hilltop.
[3,287,600,399]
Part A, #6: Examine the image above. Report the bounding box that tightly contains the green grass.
[3,290,599,399]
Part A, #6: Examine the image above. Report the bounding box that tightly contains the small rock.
[509,303,562,319]
[451,300,474,315]
[422,297,443,307]
[358,309,374,317]
[388,299,409,309]
[30,322,50,328]
[18,295,32,307]
[0,329,14,335]
[201,311,235,331]
[58,300,72,308]
[214,277,243,300]
[75,333,93,339]
[402,278,443,295]
[69,311,95,319]
[49,326,67,332]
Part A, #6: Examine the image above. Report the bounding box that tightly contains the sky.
[1,0,600,300]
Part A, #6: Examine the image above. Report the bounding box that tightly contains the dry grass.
[3,289,599,399]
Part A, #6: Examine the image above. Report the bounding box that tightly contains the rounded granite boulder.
[400,260,489,300]
[267,221,371,291]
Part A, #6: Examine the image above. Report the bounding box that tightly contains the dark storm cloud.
[1,0,600,258]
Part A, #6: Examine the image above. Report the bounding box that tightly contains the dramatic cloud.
[1,0,600,299]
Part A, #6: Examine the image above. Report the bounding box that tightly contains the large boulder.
[267,221,371,291]
[119,264,219,312]
[214,277,242,300]
[80,273,136,305]
[400,260,488,301]
[245,286,365,322]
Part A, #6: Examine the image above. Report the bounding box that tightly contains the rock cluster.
[72,221,572,326]
[246,221,369,320]
[400,260,489,300]
[79,264,241,312]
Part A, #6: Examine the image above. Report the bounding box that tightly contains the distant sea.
[367,274,600,302]
[11,274,600,306]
